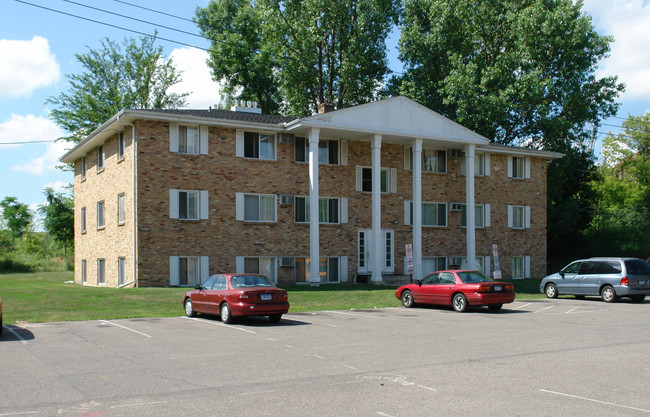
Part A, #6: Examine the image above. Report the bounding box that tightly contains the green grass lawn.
[0,272,546,324]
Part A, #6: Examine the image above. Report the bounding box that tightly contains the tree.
[38,188,74,258]
[601,114,650,190]
[0,197,33,247]
[195,0,401,116]
[394,0,623,150]
[47,35,189,143]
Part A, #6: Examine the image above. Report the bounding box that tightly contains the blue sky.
[2,0,650,223]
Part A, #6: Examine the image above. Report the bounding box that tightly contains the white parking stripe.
[0,411,38,416]
[512,303,532,310]
[99,320,151,338]
[182,316,256,334]
[326,310,385,319]
[565,307,579,314]
[533,306,554,314]
[540,389,650,413]
[3,326,28,344]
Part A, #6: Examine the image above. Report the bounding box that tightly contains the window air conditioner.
[279,257,295,267]
[279,195,295,206]
[450,203,464,212]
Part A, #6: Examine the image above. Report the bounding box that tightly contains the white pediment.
[297,96,490,145]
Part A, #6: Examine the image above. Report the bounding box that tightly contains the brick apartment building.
[60,96,562,288]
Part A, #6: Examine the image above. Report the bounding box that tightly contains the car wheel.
[452,293,468,312]
[401,290,415,308]
[488,304,503,312]
[600,285,618,303]
[630,295,645,303]
[269,314,282,322]
[545,283,558,299]
[220,302,233,324]
[184,298,196,317]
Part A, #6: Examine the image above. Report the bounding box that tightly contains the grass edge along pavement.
[0,272,546,325]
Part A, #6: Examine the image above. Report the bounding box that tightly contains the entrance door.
[358,229,394,274]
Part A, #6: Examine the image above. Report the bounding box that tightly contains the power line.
[0,140,58,145]
[110,0,195,23]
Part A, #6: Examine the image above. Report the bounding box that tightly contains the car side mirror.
[194,284,203,290]
[559,271,565,278]
[415,280,422,286]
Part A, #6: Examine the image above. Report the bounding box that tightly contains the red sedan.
[395,270,515,312]
[183,274,289,323]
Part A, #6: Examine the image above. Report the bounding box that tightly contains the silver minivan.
[540,257,650,302]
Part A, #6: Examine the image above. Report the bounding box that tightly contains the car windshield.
[230,275,275,288]
[456,271,490,284]
[625,259,650,275]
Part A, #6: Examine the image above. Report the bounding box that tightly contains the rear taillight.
[239,292,250,300]
[282,292,288,301]
[620,277,629,286]
[504,284,514,292]
[477,285,493,293]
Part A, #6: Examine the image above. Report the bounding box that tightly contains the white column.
[371,134,383,282]
[309,127,321,285]
[412,139,423,279]
[465,144,476,270]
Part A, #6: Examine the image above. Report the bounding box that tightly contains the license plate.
[261,294,272,301]
[639,280,648,286]
[494,286,502,291]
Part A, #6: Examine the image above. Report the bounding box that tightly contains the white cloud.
[583,0,650,99]
[43,181,70,193]
[11,140,70,176]
[0,36,60,98]
[0,113,64,148]
[169,47,223,109]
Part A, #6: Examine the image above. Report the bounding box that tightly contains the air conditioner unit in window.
[449,257,463,266]
[451,149,464,158]
[279,194,295,206]
[279,133,295,144]
[450,203,464,212]
[279,256,295,267]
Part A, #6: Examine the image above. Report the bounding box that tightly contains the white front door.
[358,229,394,274]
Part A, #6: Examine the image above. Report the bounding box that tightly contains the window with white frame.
[117,193,125,224]
[241,257,277,284]
[356,166,396,193]
[422,257,447,274]
[461,152,487,176]
[118,257,126,286]
[81,207,86,232]
[295,137,340,164]
[169,124,208,155]
[97,201,105,229]
[118,132,126,159]
[294,257,340,283]
[508,156,530,179]
[169,189,209,220]
[295,197,345,224]
[458,256,490,275]
[460,204,489,228]
[97,259,105,285]
[170,256,208,286]
[508,205,530,229]
[405,201,447,227]
[236,193,276,222]
[405,147,447,173]
[512,256,531,279]
[244,131,275,160]
[81,157,87,179]
[81,259,87,284]
[97,145,105,171]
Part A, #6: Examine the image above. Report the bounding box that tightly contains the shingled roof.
[141,108,299,125]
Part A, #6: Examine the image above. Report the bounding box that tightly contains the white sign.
[405,244,414,274]
[492,244,501,280]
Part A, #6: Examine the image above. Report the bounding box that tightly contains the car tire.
[221,302,233,324]
[401,290,415,308]
[600,285,618,303]
[269,314,282,322]
[545,283,558,299]
[0,315,3,337]
[630,295,645,303]
[184,298,196,317]
[452,293,468,312]
[488,304,503,312]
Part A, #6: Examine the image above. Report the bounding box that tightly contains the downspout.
[118,115,137,288]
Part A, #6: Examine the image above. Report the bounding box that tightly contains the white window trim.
[507,205,531,229]
[294,196,348,224]
[81,259,87,284]
[404,146,448,173]
[169,189,209,220]
[118,257,126,286]
[404,200,448,227]
[97,200,105,229]
[235,256,278,284]
[118,132,126,160]
[169,123,208,155]
[235,192,277,222]
[356,166,397,193]
[81,207,87,233]
[461,152,490,176]
[235,129,277,160]
[169,255,209,286]
[507,156,531,179]
[97,145,105,171]
[459,203,491,228]
[512,255,531,279]
[81,157,87,180]
[117,193,126,225]
[97,258,105,285]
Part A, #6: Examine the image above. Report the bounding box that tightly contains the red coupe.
[395,270,515,312]
[183,274,289,323]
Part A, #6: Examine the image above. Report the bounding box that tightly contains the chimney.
[231,99,262,114]
[318,102,335,114]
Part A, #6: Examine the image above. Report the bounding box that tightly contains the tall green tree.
[47,35,189,143]
[0,197,33,248]
[38,188,74,258]
[195,0,401,116]
[601,114,650,190]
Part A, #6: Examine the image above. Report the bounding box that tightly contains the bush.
[0,258,35,273]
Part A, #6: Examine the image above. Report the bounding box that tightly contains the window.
[118,257,126,286]
[117,193,125,224]
[459,256,490,275]
[97,145,105,171]
[81,259,87,284]
[356,166,396,193]
[461,152,487,176]
[405,201,447,227]
[508,205,530,229]
[242,257,277,284]
[179,256,199,286]
[170,124,207,154]
[244,131,275,160]
[461,204,489,228]
[512,256,530,279]
[294,257,340,283]
[170,190,208,220]
[294,137,340,164]
[295,197,342,224]
[406,147,447,173]
[97,201,105,229]
[422,257,446,273]
[236,193,276,222]
[81,157,87,179]
[97,259,105,285]
[81,207,87,232]
[508,156,530,179]
[118,132,126,159]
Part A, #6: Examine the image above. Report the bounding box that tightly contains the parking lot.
[1,299,649,416]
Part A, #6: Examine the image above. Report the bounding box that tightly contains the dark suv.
[540,257,650,302]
